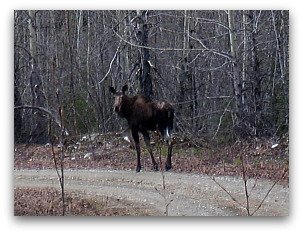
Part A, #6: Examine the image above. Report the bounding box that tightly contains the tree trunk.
[27,10,49,143]
[14,78,23,142]
[228,10,245,136]
[249,11,262,136]
[136,10,153,99]
[66,11,78,134]
[178,10,190,114]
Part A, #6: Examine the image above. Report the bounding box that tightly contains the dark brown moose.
[109,84,174,172]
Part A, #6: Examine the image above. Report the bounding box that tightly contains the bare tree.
[14,10,289,142]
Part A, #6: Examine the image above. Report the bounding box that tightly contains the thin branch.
[188,34,233,60]
[213,96,235,139]
[250,168,288,216]
[156,135,173,216]
[240,154,250,216]
[114,27,233,62]
[97,39,122,85]
[248,178,259,197]
[172,96,232,106]
[188,15,231,31]
[206,173,245,210]
[56,90,66,216]
[113,29,207,52]
[14,105,67,134]
[48,119,63,186]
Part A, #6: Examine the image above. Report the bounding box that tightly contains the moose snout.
[114,106,120,112]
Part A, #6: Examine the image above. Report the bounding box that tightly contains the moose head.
[109,84,128,113]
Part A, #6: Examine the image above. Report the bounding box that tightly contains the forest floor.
[14,132,289,216]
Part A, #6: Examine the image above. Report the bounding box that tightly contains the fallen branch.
[14,105,68,135]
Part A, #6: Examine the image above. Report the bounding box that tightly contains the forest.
[14,10,289,144]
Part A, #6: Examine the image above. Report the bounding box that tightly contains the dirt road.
[14,169,289,216]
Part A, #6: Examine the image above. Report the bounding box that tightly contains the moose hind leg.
[142,130,158,171]
[165,134,173,171]
[131,128,141,172]
[159,126,173,171]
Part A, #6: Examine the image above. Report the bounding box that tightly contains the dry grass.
[14,187,153,216]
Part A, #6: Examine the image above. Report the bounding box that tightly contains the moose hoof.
[153,164,159,171]
[165,164,172,171]
[136,166,141,173]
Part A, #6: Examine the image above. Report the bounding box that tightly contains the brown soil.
[14,133,289,183]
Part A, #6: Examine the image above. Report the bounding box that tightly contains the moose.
[109,84,174,172]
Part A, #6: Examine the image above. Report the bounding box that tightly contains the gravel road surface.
[14,169,289,216]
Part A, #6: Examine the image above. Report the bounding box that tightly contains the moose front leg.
[131,128,141,172]
[141,129,159,171]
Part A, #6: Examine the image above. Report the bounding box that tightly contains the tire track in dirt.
[14,169,289,216]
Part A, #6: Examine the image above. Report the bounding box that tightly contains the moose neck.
[117,95,133,119]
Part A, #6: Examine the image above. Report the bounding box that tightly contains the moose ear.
[109,86,116,94]
[122,84,128,94]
